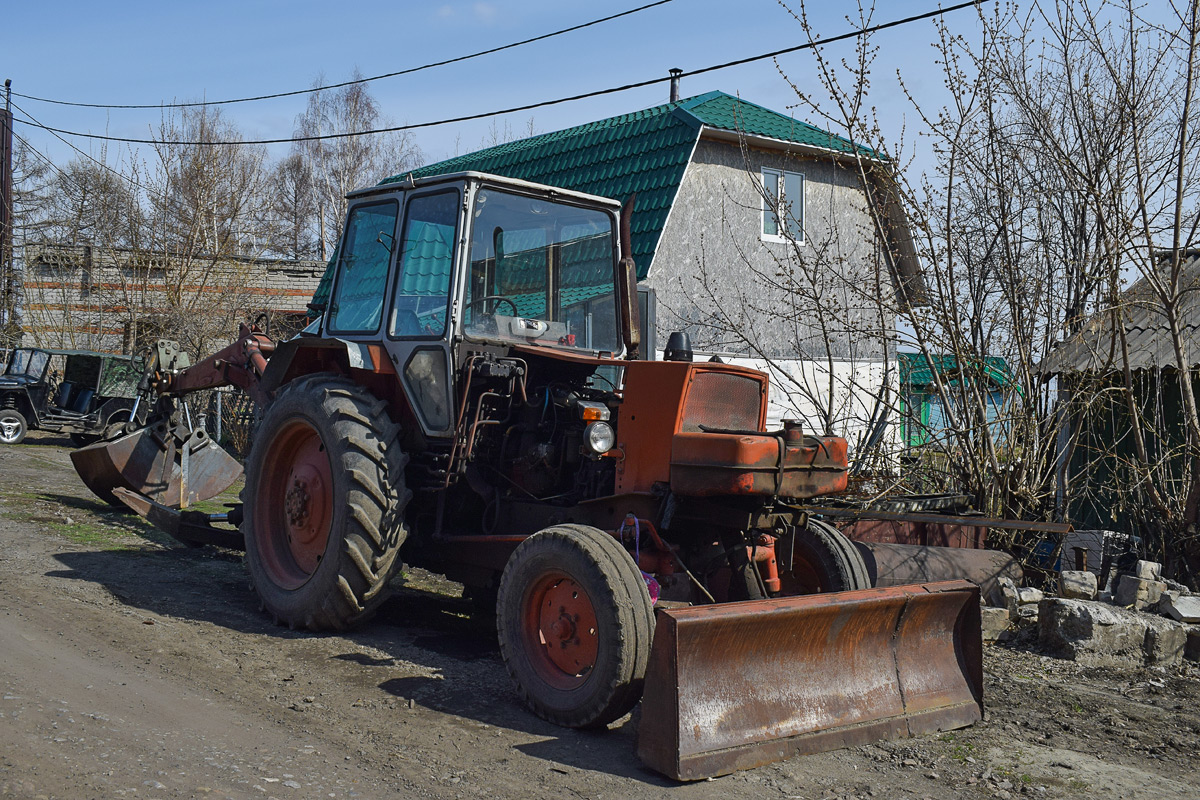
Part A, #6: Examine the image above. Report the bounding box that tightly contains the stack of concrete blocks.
[1041,557,1199,666]
[978,543,1200,666]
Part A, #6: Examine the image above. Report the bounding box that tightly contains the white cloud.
[472,2,497,23]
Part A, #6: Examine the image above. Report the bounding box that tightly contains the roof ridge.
[395,97,699,183]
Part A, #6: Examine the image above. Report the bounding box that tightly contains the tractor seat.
[391,309,422,336]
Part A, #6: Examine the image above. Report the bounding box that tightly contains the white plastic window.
[762,168,804,243]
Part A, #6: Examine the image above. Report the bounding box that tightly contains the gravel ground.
[1,432,1198,800]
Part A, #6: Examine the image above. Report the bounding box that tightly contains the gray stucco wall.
[644,138,894,360]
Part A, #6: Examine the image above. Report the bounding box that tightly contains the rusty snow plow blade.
[70,420,242,509]
[637,580,983,781]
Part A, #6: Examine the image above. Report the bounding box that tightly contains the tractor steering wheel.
[467,295,519,317]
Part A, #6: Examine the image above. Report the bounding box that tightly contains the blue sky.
[3,0,979,177]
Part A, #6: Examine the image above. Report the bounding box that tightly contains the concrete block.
[1160,594,1200,623]
[1156,590,1182,617]
[1115,577,1167,610]
[997,576,1020,614]
[1017,587,1044,605]
[1059,570,1098,600]
[1039,598,1171,666]
[1144,617,1188,664]
[1135,560,1163,581]
[980,606,1012,642]
[1186,628,1200,662]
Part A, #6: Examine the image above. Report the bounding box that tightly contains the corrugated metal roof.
[398,219,455,296]
[311,91,870,311]
[681,92,873,156]
[1038,256,1200,373]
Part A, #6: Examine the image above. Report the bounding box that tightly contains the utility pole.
[0,79,14,348]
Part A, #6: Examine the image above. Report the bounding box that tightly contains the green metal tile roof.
[899,352,1016,390]
[678,92,873,157]
[311,91,869,312]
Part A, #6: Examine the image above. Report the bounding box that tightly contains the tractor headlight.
[584,421,615,455]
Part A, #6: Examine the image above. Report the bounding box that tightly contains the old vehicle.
[71,172,982,779]
[0,347,143,445]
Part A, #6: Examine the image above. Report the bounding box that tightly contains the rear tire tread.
[242,373,408,631]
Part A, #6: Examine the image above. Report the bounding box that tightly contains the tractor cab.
[304,172,630,440]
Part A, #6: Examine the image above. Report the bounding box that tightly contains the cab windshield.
[6,349,48,379]
[464,189,620,354]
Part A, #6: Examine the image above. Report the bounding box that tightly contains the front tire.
[0,409,28,444]
[242,374,410,631]
[497,524,655,729]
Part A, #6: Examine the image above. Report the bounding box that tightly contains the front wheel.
[497,524,655,729]
[242,374,410,631]
[0,409,28,444]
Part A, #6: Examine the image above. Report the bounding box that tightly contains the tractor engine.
[459,353,618,509]
[503,386,616,500]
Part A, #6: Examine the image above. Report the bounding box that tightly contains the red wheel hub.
[523,572,599,690]
[254,419,333,589]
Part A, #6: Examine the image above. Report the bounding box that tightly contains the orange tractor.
[73,172,982,780]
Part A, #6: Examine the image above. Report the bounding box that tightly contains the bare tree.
[268,152,319,260]
[291,73,423,259]
[672,0,1200,582]
[40,157,140,248]
[3,136,52,348]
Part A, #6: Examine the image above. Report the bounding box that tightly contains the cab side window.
[390,192,458,338]
[329,201,399,333]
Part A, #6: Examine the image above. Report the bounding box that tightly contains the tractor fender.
[259,337,421,437]
[260,337,388,395]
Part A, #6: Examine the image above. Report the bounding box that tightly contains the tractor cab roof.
[346,171,623,212]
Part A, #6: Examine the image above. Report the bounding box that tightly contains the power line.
[11,0,676,111]
[11,100,167,200]
[13,1,980,148]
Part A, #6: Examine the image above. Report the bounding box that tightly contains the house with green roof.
[898,352,1017,449]
[311,88,926,462]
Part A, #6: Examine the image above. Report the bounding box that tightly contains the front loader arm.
[151,323,275,407]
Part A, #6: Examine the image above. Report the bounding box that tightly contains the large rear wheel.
[497,524,654,729]
[242,374,410,631]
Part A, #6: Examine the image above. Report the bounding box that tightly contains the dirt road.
[2,434,1198,800]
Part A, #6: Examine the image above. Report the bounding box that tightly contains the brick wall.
[20,244,324,353]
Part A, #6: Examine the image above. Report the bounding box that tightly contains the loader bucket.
[71,422,243,508]
[637,580,983,781]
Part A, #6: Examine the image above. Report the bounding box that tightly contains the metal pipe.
[793,505,1073,534]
